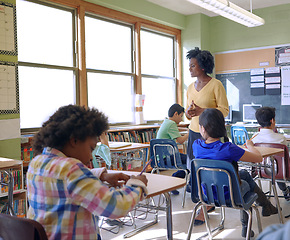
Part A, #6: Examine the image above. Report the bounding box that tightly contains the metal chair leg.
[245,208,253,240]
[186,202,202,240]
[252,204,262,233]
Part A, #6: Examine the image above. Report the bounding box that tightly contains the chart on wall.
[0,61,18,113]
[0,1,17,55]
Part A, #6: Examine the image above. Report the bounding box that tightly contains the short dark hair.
[199,108,228,141]
[33,105,109,155]
[186,47,215,74]
[255,107,276,127]
[168,103,184,117]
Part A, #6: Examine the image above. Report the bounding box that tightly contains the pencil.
[139,159,152,175]
[243,134,258,146]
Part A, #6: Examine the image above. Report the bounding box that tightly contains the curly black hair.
[33,105,109,155]
[186,47,215,74]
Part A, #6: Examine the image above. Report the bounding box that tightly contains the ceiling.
[146,0,290,17]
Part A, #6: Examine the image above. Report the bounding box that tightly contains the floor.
[100,173,290,240]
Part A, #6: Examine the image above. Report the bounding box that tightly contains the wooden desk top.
[109,170,186,198]
[241,146,284,158]
[109,142,150,152]
[0,157,22,169]
[284,135,290,141]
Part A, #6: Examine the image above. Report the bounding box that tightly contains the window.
[141,29,176,121]
[85,15,134,123]
[16,0,76,129]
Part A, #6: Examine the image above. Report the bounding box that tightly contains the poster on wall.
[281,66,290,105]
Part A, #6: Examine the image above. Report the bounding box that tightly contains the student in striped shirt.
[27,105,148,240]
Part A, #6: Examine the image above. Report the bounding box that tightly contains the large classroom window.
[85,15,134,124]
[141,29,176,121]
[16,0,180,128]
[16,0,76,129]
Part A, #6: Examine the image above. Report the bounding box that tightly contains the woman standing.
[185,47,229,166]
[185,47,229,225]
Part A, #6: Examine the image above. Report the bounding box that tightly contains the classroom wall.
[84,0,186,30]
[209,4,290,53]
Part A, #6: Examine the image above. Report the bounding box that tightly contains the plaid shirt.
[27,147,145,240]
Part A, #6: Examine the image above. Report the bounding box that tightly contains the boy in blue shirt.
[157,103,189,195]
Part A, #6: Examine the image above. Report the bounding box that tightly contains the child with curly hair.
[27,105,148,240]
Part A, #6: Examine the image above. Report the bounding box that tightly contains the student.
[92,131,112,168]
[192,108,278,238]
[27,105,148,240]
[252,106,290,200]
[156,103,189,195]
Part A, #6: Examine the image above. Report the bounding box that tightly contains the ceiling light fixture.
[187,0,265,27]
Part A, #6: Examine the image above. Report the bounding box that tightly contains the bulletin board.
[0,1,19,114]
[215,45,290,124]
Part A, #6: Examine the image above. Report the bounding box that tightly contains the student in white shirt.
[253,106,290,201]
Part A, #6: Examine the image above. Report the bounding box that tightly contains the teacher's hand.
[186,100,204,117]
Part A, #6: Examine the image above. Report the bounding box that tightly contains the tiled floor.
[100,177,290,240]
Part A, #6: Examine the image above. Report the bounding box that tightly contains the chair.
[254,142,290,213]
[231,126,249,145]
[150,139,189,208]
[0,214,48,240]
[187,159,262,240]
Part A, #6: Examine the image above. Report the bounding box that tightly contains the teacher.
[185,47,229,167]
[185,47,229,225]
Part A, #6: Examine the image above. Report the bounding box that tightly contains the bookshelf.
[0,158,27,217]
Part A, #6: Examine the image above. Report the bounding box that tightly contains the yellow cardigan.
[186,78,229,132]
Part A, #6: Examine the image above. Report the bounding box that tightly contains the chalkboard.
[216,72,289,124]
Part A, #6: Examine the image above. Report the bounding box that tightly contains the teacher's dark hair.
[186,47,215,74]
[199,108,229,142]
[33,104,109,155]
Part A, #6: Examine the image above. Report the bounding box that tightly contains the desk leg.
[270,157,284,224]
[163,192,173,240]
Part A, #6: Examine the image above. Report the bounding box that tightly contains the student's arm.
[68,163,148,219]
[176,132,189,144]
[239,140,263,163]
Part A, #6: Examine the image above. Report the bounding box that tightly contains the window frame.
[18,0,182,131]
[17,0,78,131]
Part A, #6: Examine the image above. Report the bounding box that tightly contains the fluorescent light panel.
[187,0,265,27]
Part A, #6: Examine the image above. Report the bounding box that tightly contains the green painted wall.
[0,139,21,160]
[209,4,290,53]
[85,0,186,30]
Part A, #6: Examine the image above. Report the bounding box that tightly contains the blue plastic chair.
[231,126,249,145]
[186,159,262,240]
[150,139,189,207]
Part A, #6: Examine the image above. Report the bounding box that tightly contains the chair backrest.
[0,214,48,240]
[254,143,290,180]
[150,139,183,169]
[231,126,249,145]
[190,159,257,210]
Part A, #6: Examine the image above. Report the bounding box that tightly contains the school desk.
[108,170,186,240]
[239,146,284,223]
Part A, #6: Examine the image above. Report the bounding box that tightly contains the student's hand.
[130,175,148,186]
[99,132,109,147]
[100,172,130,188]
[245,139,254,148]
